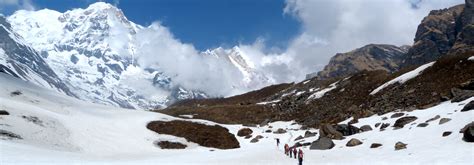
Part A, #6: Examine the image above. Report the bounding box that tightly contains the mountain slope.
[0,16,74,96]
[313,44,409,80]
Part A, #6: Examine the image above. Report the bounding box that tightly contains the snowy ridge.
[306,81,338,100]
[6,2,273,109]
[370,62,435,95]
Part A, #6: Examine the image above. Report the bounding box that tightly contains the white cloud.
[0,0,34,11]
[134,22,248,97]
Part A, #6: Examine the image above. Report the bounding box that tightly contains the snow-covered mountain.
[0,16,74,97]
[6,2,271,109]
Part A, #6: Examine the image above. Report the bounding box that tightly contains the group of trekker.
[276,138,304,165]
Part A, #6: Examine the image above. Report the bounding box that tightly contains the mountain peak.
[87,2,117,11]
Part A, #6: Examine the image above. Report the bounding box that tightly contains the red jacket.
[298,149,304,158]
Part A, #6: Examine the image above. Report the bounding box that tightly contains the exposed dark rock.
[273,128,287,134]
[237,128,253,137]
[370,143,382,148]
[393,116,418,128]
[294,135,304,141]
[10,90,22,96]
[375,123,381,128]
[21,115,44,126]
[439,118,452,125]
[265,130,272,133]
[304,131,317,138]
[0,110,9,115]
[310,137,335,150]
[442,131,452,137]
[346,138,363,147]
[260,119,270,127]
[461,101,474,112]
[244,135,252,139]
[250,135,264,143]
[156,141,187,149]
[451,88,474,102]
[0,130,22,140]
[417,123,429,127]
[391,113,405,118]
[360,125,373,132]
[395,142,407,150]
[319,124,344,140]
[425,115,441,123]
[146,120,240,149]
[335,124,360,136]
[382,117,388,120]
[380,123,390,131]
[460,122,474,142]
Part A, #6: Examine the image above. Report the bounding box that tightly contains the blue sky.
[1,0,301,51]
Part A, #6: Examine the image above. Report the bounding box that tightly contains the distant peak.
[87,2,117,11]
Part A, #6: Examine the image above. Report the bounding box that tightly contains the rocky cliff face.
[315,44,409,80]
[402,4,467,67]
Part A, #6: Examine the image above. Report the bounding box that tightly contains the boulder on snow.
[382,117,388,120]
[370,143,382,148]
[360,125,373,132]
[461,101,474,112]
[304,131,317,138]
[156,141,187,149]
[265,130,272,133]
[260,119,270,127]
[442,131,452,137]
[309,137,335,150]
[460,122,474,142]
[417,123,429,127]
[425,115,440,123]
[250,135,264,143]
[335,124,360,136]
[393,116,418,128]
[319,124,344,140]
[346,138,363,147]
[273,128,287,134]
[390,113,405,118]
[237,128,253,137]
[394,142,407,150]
[375,123,381,128]
[380,123,390,131]
[0,110,9,115]
[439,118,451,125]
[244,135,252,139]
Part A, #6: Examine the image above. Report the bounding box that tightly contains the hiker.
[298,148,304,165]
[289,147,293,158]
[293,147,297,159]
[284,144,289,155]
[276,138,280,147]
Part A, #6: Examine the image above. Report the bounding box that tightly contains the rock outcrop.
[315,44,409,80]
[310,137,335,150]
[146,120,240,149]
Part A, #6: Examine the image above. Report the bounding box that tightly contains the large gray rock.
[460,122,474,142]
[395,142,407,150]
[335,124,360,136]
[304,131,317,138]
[310,137,335,150]
[319,124,344,140]
[360,125,373,132]
[346,138,363,147]
[393,116,418,128]
[439,118,451,125]
[451,88,474,103]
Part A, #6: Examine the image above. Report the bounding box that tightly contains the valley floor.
[0,75,473,164]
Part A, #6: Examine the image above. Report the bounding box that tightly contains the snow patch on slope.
[306,81,338,100]
[370,62,435,95]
